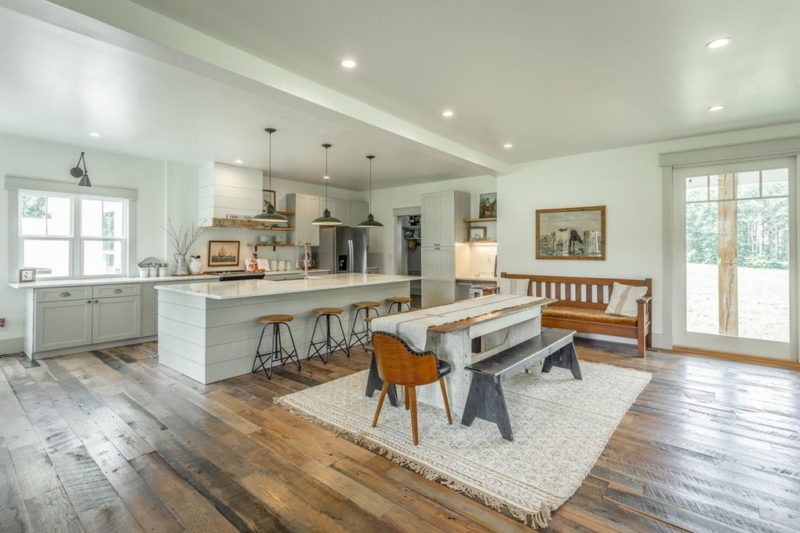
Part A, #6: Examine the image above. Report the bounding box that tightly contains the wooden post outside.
[718,174,738,336]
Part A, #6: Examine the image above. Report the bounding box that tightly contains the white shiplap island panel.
[155,274,416,383]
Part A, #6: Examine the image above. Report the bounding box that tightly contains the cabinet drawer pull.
[113,288,123,294]
[94,300,99,304]
[87,300,92,304]
[59,291,71,297]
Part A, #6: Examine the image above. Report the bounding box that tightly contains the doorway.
[394,209,422,308]
[672,158,795,358]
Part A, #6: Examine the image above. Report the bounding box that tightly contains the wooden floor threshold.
[668,344,800,370]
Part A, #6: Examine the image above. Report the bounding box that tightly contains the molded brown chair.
[371,332,453,445]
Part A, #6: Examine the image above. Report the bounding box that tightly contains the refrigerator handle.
[348,240,354,273]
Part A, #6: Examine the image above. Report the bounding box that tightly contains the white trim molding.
[660,136,800,168]
[5,175,138,200]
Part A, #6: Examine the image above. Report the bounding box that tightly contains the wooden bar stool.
[252,314,300,379]
[349,301,381,349]
[371,332,453,445]
[385,296,412,314]
[307,308,350,363]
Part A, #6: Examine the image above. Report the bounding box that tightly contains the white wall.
[368,175,497,272]
[1,134,168,347]
[0,137,366,352]
[497,121,800,347]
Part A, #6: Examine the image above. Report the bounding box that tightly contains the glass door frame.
[671,156,797,360]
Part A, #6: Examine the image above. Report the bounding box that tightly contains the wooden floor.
[1,342,798,533]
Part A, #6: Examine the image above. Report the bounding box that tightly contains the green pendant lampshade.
[358,154,383,228]
[253,127,289,223]
[312,143,342,226]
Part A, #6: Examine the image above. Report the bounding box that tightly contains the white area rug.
[276,362,651,528]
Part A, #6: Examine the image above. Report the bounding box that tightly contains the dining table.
[369,294,554,415]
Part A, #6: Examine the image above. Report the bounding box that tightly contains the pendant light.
[358,155,383,227]
[253,127,288,222]
[312,143,342,226]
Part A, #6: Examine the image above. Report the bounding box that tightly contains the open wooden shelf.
[276,210,295,216]
[247,242,295,248]
[464,217,497,223]
[211,218,294,230]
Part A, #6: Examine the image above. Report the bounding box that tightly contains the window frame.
[16,189,132,280]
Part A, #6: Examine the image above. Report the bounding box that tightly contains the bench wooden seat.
[501,273,652,357]
[462,328,581,441]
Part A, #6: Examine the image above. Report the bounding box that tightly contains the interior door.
[673,158,796,359]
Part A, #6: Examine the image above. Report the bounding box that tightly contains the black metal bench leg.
[365,352,398,407]
[542,342,582,380]
[461,373,513,441]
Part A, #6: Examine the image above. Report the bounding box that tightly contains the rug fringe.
[274,396,554,529]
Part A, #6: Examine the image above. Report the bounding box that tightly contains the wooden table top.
[426,298,555,333]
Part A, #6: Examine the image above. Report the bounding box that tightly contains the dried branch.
[163,218,207,256]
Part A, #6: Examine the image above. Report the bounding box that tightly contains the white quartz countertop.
[7,269,332,289]
[155,273,419,300]
[8,274,217,289]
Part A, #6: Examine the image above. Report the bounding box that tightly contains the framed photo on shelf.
[263,189,277,210]
[208,240,241,267]
[469,226,487,241]
[535,205,605,260]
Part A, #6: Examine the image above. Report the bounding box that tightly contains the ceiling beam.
[6,0,510,175]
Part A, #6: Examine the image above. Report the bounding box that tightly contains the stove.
[215,271,266,281]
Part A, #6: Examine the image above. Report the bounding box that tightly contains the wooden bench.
[462,328,581,441]
[501,273,652,357]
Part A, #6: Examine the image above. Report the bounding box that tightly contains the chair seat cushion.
[437,359,453,377]
[543,306,637,326]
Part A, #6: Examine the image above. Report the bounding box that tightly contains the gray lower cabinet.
[29,283,143,357]
[92,296,141,343]
[34,299,93,352]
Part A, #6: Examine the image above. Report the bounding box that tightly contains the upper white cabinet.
[421,191,470,247]
[287,193,321,246]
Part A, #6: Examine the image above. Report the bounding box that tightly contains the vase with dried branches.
[164,219,206,275]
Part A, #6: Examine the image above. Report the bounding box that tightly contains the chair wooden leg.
[439,377,452,425]
[410,386,419,445]
[404,385,410,410]
[372,382,389,428]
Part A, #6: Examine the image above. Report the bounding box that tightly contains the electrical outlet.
[0,318,6,332]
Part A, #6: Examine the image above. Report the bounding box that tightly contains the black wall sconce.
[70,151,92,187]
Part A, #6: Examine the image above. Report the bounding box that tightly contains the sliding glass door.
[673,158,796,359]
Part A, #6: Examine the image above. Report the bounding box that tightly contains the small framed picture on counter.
[18,268,36,282]
[208,240,241,267]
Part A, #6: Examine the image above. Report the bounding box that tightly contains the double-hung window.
[19,191,129,278]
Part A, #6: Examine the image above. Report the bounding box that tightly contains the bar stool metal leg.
[253,323,275,379]
[281,323,301,370]
[349,307,378,349]
[333,314,351,358]
[306,314,329,364]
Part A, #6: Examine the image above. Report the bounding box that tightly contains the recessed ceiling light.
[442,109,454,118]
[503,142,513,149]
[89,132,101,137]
[341,58,357,69]
[706,37,731,49]
[234,159,243,165]
[323,175,330,180]
[707,104,725,112]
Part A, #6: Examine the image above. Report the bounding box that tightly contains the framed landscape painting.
[536,206,605,260]
[479,192,497,218]
[208,240,241,267]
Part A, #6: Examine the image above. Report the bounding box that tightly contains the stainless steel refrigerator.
[317,226,367,273]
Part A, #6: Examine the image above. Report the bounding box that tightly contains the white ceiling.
[0,5,492,189]
[130,0,800,163]
[2,0,800,189]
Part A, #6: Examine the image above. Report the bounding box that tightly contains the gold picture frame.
[535,205,605,260]
[208,240,241,267]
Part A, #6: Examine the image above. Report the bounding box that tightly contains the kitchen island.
[155,273,417,383]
